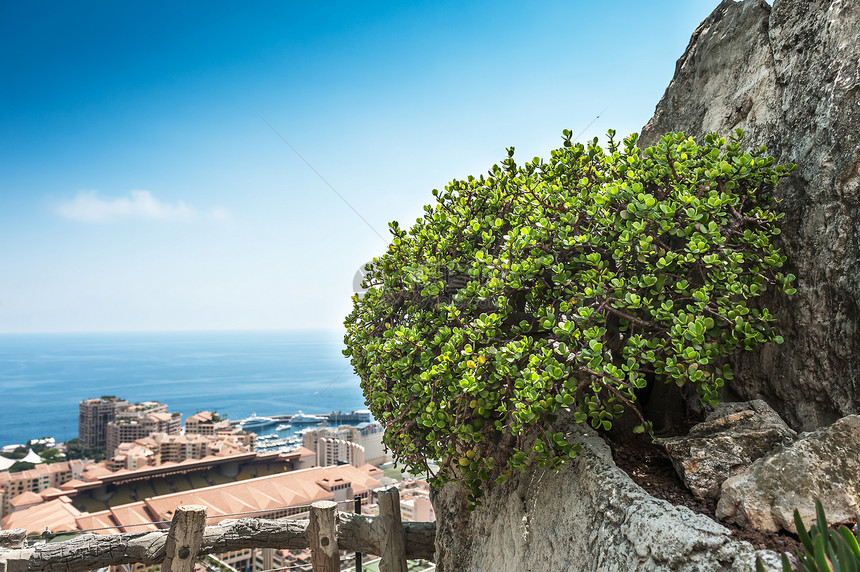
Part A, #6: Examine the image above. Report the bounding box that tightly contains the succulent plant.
[345,129,795,504]
[770,499,860,572]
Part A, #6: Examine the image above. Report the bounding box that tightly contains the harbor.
[231,409,375,454]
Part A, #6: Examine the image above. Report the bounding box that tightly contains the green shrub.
[344,130,795,504]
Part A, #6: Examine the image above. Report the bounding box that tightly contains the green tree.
[63,438,105,461]
[8,461,36,473]
[344,130,795,504]
[64,438,86,459]
[39,448,65,463]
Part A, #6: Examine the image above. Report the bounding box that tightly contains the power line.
[255,110,388,244]
[46,500,359,536]
[572,107,609,143]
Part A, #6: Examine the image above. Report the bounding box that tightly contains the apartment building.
[114,401,167,420]
[184,411,229,436]
[301,422,388,467]
[0,459,86,517]
[106,411,181,457]
[78,397,130,449]
[106,432,252,471]
[399,479,436,522]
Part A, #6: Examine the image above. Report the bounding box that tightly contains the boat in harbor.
[290,411,326,424]
[276,423,291,431]
[239,412,276,430]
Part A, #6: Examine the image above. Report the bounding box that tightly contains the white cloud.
[53,190,229,223]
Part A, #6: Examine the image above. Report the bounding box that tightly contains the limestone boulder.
[659,400,796,500]
[640,0,860,431]
[716,415,860,533]
[432,422,781,571]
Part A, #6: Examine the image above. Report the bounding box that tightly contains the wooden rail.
[0,488,435,572]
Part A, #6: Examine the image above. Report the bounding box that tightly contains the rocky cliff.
[432,1,860,568]
[433,423,780,571]
[640,0,860,431]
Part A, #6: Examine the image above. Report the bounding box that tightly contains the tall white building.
[301,422,388,466]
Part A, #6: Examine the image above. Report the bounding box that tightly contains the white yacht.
[290,411,326,424]
[240,412,276,430]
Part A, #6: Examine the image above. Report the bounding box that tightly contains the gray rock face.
[640,0,860,431]
[659,400,796,500]
[716,415,860,533]
[432,424,780,571]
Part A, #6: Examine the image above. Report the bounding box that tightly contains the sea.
[0,330,366,448]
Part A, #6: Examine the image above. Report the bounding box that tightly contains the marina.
[232,410,375,455]
[253,429,302,453]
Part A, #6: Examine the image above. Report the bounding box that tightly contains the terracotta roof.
[9,491,43,507]
[187,411,214,422]
[358,464,384,478]
[1,498,81,533]
[38,487,66,500]
[144,465,381,524]
[3,464,381,535]
[58,452,260,492]
[76,510,121,535]
[81,465,113,480]
[110,501,160,532]
[290,446,316,458]
[59,479,88,490]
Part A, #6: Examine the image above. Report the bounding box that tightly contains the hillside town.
[0,397,435,571]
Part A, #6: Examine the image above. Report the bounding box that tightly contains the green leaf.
[343,128,792,505]
[813,534,830,571]
[838,526,860,562]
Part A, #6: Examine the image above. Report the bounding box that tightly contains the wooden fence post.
[354,497,363,572]
[162,505,207,572]
[309,500,339,572]
[377,487,407,572]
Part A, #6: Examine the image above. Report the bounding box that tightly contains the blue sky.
[0,1,722,333]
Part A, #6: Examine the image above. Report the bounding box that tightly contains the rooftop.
[2,464,382,534]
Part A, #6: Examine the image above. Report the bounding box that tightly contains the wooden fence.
[0,488,435,572]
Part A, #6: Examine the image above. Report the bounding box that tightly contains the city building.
[32,448,316,515]
[399,479,436,522]
[185,410,256,450]
[349,422,387,464]
[320,436,366,467]
[184,411,229,436]
[2,464,382,533]
[79,397,182,455]
[78,397,129,449]
[115,401,168,419]
[106,441,154,472]
[105,410,181,457]
[106,432,252,471]
[301,422,388,466]
[0,459,87,517]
